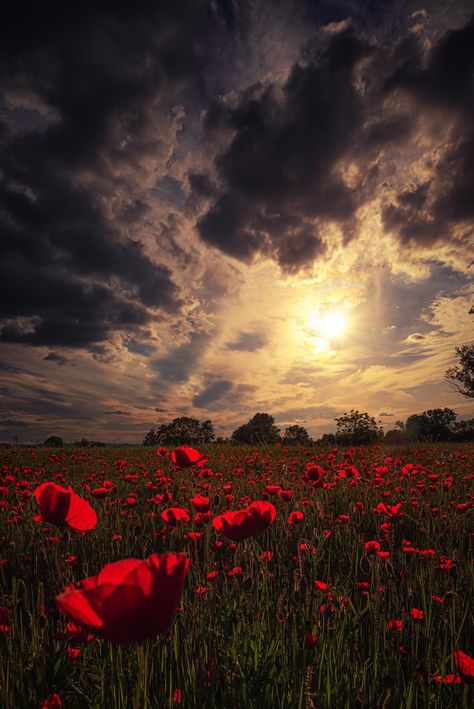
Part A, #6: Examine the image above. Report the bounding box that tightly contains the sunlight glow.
[307,308,348,339]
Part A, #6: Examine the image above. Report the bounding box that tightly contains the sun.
[320,310,347,337]
[306,308,348,339]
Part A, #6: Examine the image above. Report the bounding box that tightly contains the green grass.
[0,442,473,708]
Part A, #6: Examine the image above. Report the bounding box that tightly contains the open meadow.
[0,442,472,708]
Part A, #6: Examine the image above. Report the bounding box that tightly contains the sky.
[0,0,473,443]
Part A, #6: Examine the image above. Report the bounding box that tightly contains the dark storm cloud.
[193,380,233,408]
[226,332,267,352]
[197,28,371,271]
[123,338,156,357]
[152,331,212,384]
[0,419,30,428]
[0,0,218,348]
[382,15,474,248]
[103,410,132,416]
[43,353,69,365]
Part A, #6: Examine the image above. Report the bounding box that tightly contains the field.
[0,443,473,708]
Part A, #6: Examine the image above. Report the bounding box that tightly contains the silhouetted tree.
[232,413,280,445]
[446,344,474,398]
[405,414,431,441]
[44,435,64,448]
[143,429,159,446]
[384,429,406,444]
[424,408,457,440]
[153,417,215,447]
[452,418,474,441]
[334,410,382,446]
[282,424,311,446]
[406,408,457,441]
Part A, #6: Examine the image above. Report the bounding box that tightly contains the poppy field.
[0,443,473,708]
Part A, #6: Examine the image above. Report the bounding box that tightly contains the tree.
[282,424,311,446]
[384,429,406,444]
[231,413,280,445]
[153,417,215,447]
[44,435,64,448]
[452,418,474,442]
[143,429,159,446]
[446,344,474,398]
[405,408,457,441]
[423,408,457,440]
[334,410,382,446]
[405,414,431,441]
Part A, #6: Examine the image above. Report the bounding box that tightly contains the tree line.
[142,407,474,448]
[40,341,473,448]
[142,336,474,447]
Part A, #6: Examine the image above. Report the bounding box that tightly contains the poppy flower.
[432,674,462,684]
[374,502,403,518]
[34,482,97,532]
[191,495,210,513]
[387,619,403,632]
[411,608,424,621]
[306,465,324,482]
[41,694,62,709]
[161,507,190,527]
[315,580,328,591]
[171,447,208,468]
[55,553,190,644]
[454,650,474,684]
[305,632,319,648]
[338,465,360,479]
[91,487,110,499]
[212,501,276,542]
[288,511,304,525]
[364,541,380,554]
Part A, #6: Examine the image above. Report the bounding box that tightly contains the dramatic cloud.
[197,28,369,271]
[193,380,233,408]
[0,1,472,442]
[226,332,267,352]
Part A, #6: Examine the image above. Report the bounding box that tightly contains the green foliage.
[231,413,280,444]
[334,410,382,446]
[43,435,64,448]
[143,429,159,447]
[282,424,312,446]
[405,408,457,442]
[0,442,472,709]
[144,417,215,447]
[446,344,474,399]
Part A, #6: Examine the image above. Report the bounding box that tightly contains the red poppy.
[432,673,461,684]
[190,495,210,513]
[288,511,304,525]
[171,446,208,468]
[91,487,110,499]
[454,650,474,684]
[338,465,360,479]
[374,502,403,518]
[41,694,62,709]
[315,580,328,591]
[34,482,97,532]
[411,608,424,621]
[364,541,380,554]
[387,619,403,632]
[161,507,190,527]
[157,447,169,456]
[55,553,190,644]
[306,465,324,482]
[212,501,276,542]
[305,632,319,648]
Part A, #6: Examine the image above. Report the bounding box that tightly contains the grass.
[0,442,473,708]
